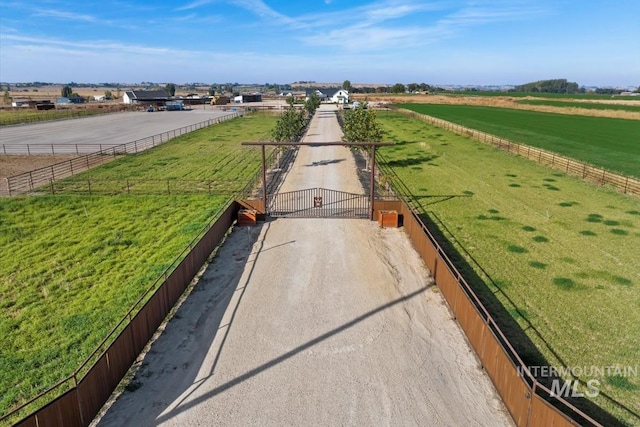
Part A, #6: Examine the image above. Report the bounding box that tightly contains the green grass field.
[377,111,640,423]
[433,91,640,101]
[52,113,276,194]
[397,103,640,178]
[516,99,640,112]
[0,113,278,418]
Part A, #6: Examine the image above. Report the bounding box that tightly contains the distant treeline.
[514,79,581,94]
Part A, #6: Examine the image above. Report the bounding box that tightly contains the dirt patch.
[0,155,76,196]
[0,155,76,180]
[357,94,640,120]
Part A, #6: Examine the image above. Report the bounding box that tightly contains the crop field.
[0,112,278,418]
[516,99,640,112]
[377,111,640,423]
[397,103,640,178]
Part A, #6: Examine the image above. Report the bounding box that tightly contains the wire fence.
[4,111,242,196]
[396,108,640,197]
[0,105,133,127]
[1,143,129,155]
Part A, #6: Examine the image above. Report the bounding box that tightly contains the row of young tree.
[270,93,322,141]
[271,95,382,144]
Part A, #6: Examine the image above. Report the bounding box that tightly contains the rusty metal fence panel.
[15,389,82,427]
[530,394,577,426]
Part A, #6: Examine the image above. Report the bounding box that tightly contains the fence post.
[51,144,54,155]
[88,180,91,196]
[624,177,629,194]
[50,179,54,195]
[167,179,170,195]
[27,144,31,156]
[127,179,130,195]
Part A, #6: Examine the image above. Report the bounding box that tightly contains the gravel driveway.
[95,105,513,426]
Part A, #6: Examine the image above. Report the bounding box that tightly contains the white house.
[330,89,349,104]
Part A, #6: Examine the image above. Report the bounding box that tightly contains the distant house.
[305,89,329,102]
[123,90,169,104]
[330,89,349,104]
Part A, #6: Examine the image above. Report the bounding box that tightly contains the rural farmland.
[395,103,640,178]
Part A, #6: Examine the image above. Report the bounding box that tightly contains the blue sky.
[1,0,639,86]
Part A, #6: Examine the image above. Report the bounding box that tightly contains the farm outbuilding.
[56,97,85,105]
[123,90,169,104]
[233,93,263,103]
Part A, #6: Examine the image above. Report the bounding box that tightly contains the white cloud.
[33,8,99,23]
[176,0,216,12]
[1,35,171,56]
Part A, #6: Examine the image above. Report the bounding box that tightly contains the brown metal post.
[261,145,267,214]
[370,145,376,220]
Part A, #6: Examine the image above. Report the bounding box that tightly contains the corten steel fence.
[376,157,637,426]
[3,201,240,427]
[4,111,242,196]
[396,108,640,197]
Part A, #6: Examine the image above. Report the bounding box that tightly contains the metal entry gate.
[267,187,369,218]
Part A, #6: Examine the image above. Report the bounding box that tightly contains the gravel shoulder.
[95,105,513,426]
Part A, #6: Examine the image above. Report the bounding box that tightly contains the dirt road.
[96,105,513,426]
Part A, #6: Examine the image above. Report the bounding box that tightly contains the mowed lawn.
[377,111,640,419]
[397,103,640,178]
[0,113,278,417]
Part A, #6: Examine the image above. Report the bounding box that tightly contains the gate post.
[262,145,267,215]
[370,145,376,220]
